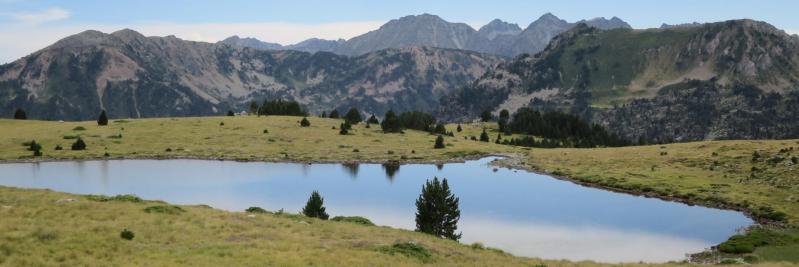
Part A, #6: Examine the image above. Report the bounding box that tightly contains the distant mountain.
[0,29,501,120]
[477,19,522,40]
[440,20,799,141]
[222,13,631,57]
[660,22,704,29]
[219,36,344,53]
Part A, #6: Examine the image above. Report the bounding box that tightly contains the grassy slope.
[2,116,799,264]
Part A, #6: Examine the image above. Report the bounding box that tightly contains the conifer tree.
[367,114,379,124]
[480,110,493,122]
[433,123,447,135]
[302,191,329,220]
[381,110,402,133]
[300,117,311,127]
[321,111,327,118]
[28,140,42,156]
[13,108,26,120]
[249,101,259,114]
[415,177,461,240]
[344,108,362,124]
[495,133,502,144]
[456,124,462,132]
[434,135,445,149]
[479,129,490,142]
[328,110,340,119]
[97,110,109,126]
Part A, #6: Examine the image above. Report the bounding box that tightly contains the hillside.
[440,20,799,142]
[0,29,500,120]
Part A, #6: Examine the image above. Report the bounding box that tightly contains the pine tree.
[249,101,259,115]
[456,124,462,132]
[300,117,311,127]
[480,110,493,122]
[433,123,447,135]
[381,110,402,133]
[339,121,351,135]
[344,108,362,124]
[321,111,327,118]
[13,108,26,120]
[28,140,42,156]
[97,110,109,126]
[479,129,490,142]
[328,110,340,119]
[415,177,461,240]
[367,114,379,124]
[302,191,329,220]
[495,133,502,144]
[434,135,445,149]
[226,110,235,116]
[71,137,87,151]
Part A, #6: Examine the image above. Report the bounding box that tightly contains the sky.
[1,0,798,63]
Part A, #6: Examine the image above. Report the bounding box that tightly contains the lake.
[0,157,752,263]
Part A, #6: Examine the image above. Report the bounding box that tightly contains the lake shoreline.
[0,152,769,226]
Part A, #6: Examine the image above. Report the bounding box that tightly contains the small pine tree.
[434,135,445,149]
[339,123,349,135]
[97,110,109,126]
[367,114,379,124]
[249,101,259,115]
[300,117,311,127]
[71,137,87,150]
[456,124,462,132]
[13,108,26,120]
[415,177,461,240]
[495,133,502,144]
[302,191,329,220]
[381,110,402,133]
[321,111,327,118]
[28,140,42,157]
[479,129,490,142]
[226,110,235,116]
[480,110,493,122]
[344,108,362,124]
[433,123,447,135]
[120,229,135,240]
[328,110,340,119]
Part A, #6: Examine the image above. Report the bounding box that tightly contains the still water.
[0,157,751,263]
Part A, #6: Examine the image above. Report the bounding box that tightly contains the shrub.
[330,216,374,226]
[226,110,235,116]
[143,205,185,215]
[86,194,142,202]
[262,129,268,134]
[434,135,445,149]
[792,156,798,164]
[120,229,135,240]
[245,207,268,213]
[339,125,349,135]
[97,110,108,126]
[302,191,329,220]
[72,126,86,131]
[377,242,431,261]
[13,108,26,120]
[54,145,63,150]
[300,117,311,127]
[71,138,87,151]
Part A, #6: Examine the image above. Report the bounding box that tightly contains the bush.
[300,117,311,127]
[120,229,135,240]
[71,138,87,151]
[54,145,63,150]
[339,125,349,135]
[377,242,431,261]
[245,207,268,213]
[302,191,329,220]
[72,126,86,131]
[262,129,268,134]
[330,216,375,226]
[13,108,26,120]
[97,110,108,126]
[86,194,142,202]
[226,110,235,116]
[717,227,798,254]
[143,205,185,215]
[434,135,445,149]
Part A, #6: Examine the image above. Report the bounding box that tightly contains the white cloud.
[7,7,70,25]
[0,20,384,64]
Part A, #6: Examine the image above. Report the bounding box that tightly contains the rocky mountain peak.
[478,19,522,40]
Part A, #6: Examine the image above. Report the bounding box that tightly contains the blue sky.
[1,0,798,63]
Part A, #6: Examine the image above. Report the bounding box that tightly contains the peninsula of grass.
[1,116,798,263]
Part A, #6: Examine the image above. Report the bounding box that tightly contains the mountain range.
[220,13,631,57]
[439,20,799,141]
[2,13,799,142]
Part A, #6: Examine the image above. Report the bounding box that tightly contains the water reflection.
[0,157,752,263]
